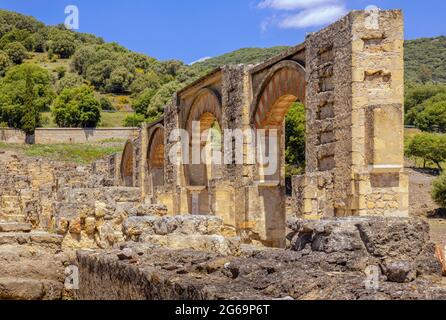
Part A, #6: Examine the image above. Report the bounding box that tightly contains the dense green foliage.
[432,173,446,208]
[285,102,306,176]
[405,37,446,84]
[190,46,290,73]
[52,85,101,128]
[405,84,446,131]
[123,113,146,127]
[4,42,27,64]
[406,132,446,171]
[0,64,54,130]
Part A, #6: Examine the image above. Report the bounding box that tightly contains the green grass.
[99,112,134,127]
[0,142,123,164]
[40,111,134,128]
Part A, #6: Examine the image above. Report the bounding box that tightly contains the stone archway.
[121,140,135,187]
[184,88,223,215]
[147,126,165,194]
[249,60,306,247]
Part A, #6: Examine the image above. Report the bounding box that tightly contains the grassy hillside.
[405,37,446,83]
[0,9,444,132]
[191,46,290,71]
[193,37,446,85]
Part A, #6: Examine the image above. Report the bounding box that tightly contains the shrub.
[406,132,446,171]
[56,73,84,93]
[432,174,446,208]
[4,42,27,64]
[0,50,10,76]
[0,63,55,129]
[414,101,446,132]
[52,85,101,128]
[285,102,306,177]
[99,96,114,111]
[46,32,76,59]
[54,66,66,79]
[132,88,156,116]
[123,114,145,127]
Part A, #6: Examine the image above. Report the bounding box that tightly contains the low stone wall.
[0,128,26,144]
[75,217,446,300]
[35,128,140,144]
[0,128,140,144]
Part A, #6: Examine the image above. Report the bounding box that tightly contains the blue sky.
[0,0,445,63]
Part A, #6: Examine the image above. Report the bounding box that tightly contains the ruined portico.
[117,9,408,247]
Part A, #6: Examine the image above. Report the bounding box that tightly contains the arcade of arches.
[118,10,408,247]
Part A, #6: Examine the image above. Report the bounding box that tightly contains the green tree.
[123,114,145,127]
[418,64,433,84]
[56,73,84,93]
[414,101,446,132]
[0,29,32,50]
[30,33,45,52]
[0,50,11,76]
[285,102,306,176]
[85,59,116,91]
[147,81,181,121]
[4,42,27,64]
[432,174,446,208]
[106,66,134,93]
[129,71,161,95]
[20,66,37,136]
[406,133,446,171]
[52,85,101,128]
[132,88,156,116]
[405,84,446,113]
[0,63,54,129]
[99,96,114,111]
[71,45,96,75]
[46,32,76,58]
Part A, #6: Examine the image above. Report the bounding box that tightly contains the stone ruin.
[111,9,408,247]
[0,9,445,300]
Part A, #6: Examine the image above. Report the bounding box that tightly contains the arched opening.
[121,141,135,187]
[147,126,165,194]
[250,60,306,247]
[184,89,223,215]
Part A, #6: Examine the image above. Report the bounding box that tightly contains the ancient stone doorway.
[184,89,223,215]
[249,60,306,247]
[147,126,165,195]
[121,141,135,187]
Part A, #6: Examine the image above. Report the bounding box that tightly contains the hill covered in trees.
[0,8,444,134]
[405,36,446,84]
[193,36,446,85]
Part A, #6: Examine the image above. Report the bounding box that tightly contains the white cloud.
[258,0,337,10]
[278,4,347,28]
[258,0,348,30]
[189,57,212,65]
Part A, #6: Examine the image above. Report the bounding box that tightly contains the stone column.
[303,9,407,218]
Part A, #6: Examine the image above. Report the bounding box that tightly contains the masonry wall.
[0,128,140,144]
[35,128,140,144]
[0,128,26,143]
[298,9,407,218]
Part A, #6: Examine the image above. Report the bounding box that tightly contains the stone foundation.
[75,217,446,300]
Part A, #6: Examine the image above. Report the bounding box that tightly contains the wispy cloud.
[278,4,347,28]
[189,57,212,65]
[258,0,348,30]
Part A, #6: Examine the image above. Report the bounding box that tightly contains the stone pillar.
[303,9,407,218]
[139,124,149,200]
